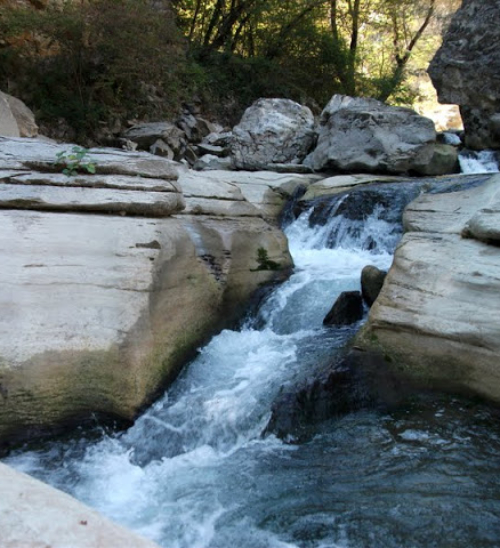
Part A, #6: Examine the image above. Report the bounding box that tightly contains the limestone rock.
[361,265,387,307]
[0,137,292,444]
[123,122,187,160]
[0,462,160,548]
[4,92,38,138]
[0,92,20,138]
[428,0,500,149]
[357,174,500,403]
[304,95,436,174]
[231,98,316,170]
[323,291,363,326]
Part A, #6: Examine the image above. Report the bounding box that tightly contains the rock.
[231,98,316,170]
[123,122,187,159]
[413,143,459,176]
[0,462,160,548]
[196,143,228,157]
[178,169,321,221]
[0,137,292,444]
[203,130,233,148]
[193,154,233,171]
[428,0,500,150]
[357,173,500,404]
[150,138,174,160]
[2,92,38,138]
[304,94,436,174]
[0,92,20,138]
[323,291,364,326]
[361,265,387,306]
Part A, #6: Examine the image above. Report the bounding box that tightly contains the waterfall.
[5,185,500,548]
[459,149,500,173]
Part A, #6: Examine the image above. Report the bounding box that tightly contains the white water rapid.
[459,150,500,173]
[5,191,500,548]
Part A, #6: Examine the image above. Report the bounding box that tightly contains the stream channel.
[4,175,500,548]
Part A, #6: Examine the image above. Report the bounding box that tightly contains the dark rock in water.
[264,350,419,443]
[323,291,363,326]
[361,265,387,307]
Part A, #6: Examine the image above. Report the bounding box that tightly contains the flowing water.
[459,149,500,174]
[5,186,500,548]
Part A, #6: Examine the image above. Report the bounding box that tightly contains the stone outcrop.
[0,462,160,548]
[0,137,292,444]
[361,265,387,307]
[428,0,500,150]
[231,98,316,170]
[304,95,437,175]
[357,174,500,403]
[0,91,38,138]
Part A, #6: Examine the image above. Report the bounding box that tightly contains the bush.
[0,0,196,142]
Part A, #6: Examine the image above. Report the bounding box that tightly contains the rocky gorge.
[2,0,500,540]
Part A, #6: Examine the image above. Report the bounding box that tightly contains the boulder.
[413,143,459,176]
[323,291,364,326]
[428,0,500,150]
[231,98,316,170]
[0,137,292,444]
[0,462,160,548]
[304,95,436,174]
[361,265,387,307]
[122,122,187,160]
[1,92,38,138]
[357,173,500,404]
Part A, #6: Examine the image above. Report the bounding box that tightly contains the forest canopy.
[0,0,459,140]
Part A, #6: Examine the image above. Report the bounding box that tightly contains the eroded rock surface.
[0,138,292,444]
[357,174,500,403]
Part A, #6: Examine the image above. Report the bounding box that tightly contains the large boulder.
[428,0,500,150]
[231,98,316,170]
[0,91,38,138]
[304,95,437,175]
[356,174,500,404]
[0,137,292,445]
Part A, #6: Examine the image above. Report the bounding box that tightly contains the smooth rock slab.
[0,462,160,548]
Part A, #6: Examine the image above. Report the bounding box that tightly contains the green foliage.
[55,147,96,177]
[252,247,281,272]
[0,0,195,141]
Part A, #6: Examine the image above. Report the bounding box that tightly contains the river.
[4,179,500,548]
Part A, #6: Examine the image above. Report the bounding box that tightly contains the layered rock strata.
[357,174,500,403]
[0,137,292,444]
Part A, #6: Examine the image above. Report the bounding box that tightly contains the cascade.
[459,149,500,173]
[4,182,500,548]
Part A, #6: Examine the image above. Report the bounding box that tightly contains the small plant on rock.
[252,247,281,271]
[55,146,96,177]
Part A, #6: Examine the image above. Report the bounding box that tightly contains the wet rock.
[323,291,363,326]
[361,265,387,306]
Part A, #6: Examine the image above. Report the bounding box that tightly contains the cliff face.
[428,0,500,150]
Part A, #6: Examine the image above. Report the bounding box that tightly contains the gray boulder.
[428,0,500,150]
[305,95,436,174]
[231,98,316,170]
[123,122,187,159]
